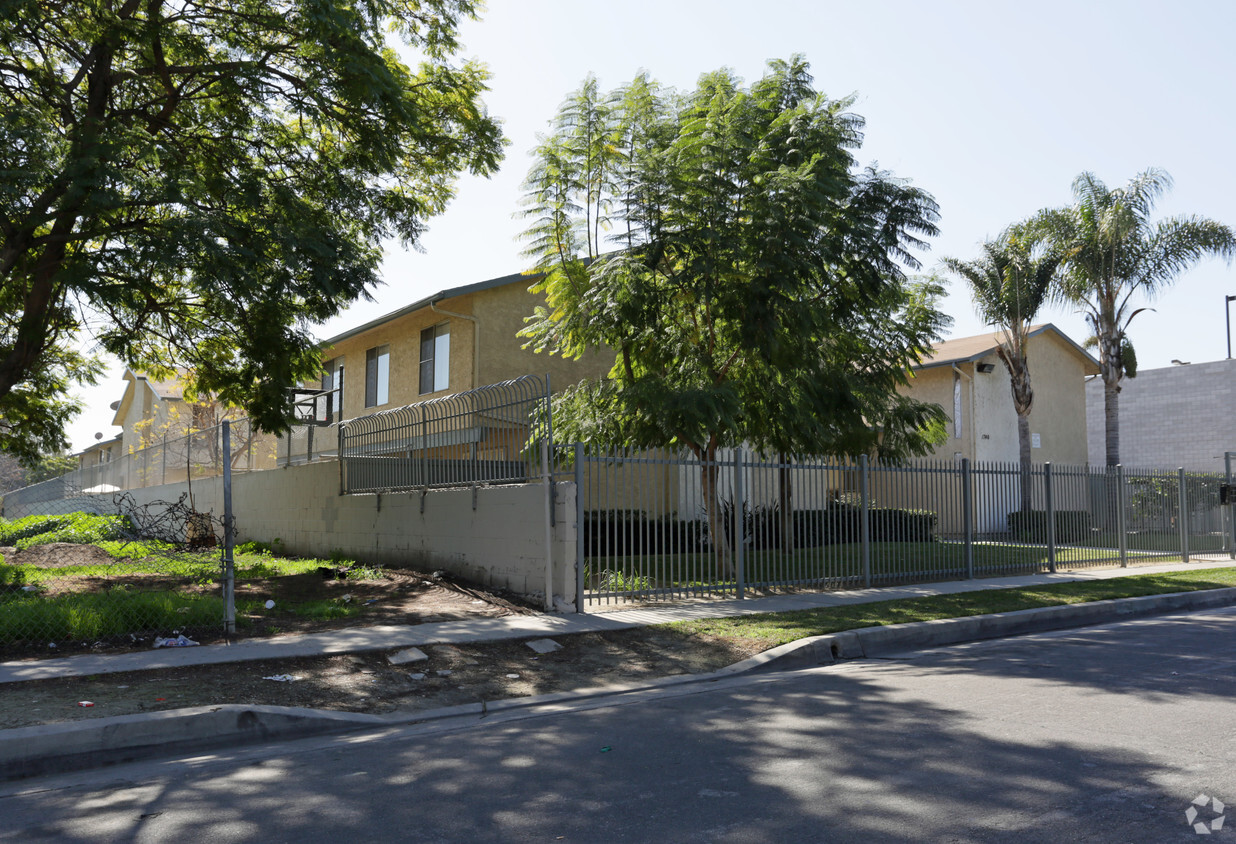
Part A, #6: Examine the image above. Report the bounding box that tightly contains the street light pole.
[1228,295,1236,360]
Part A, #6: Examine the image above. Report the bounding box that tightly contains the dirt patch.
[0,628,770,730]
[0,543,116,569]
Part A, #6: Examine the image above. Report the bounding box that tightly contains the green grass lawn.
[666,566,1236,647]
[586,540,1145,593]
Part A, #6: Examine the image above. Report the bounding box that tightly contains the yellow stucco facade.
[900,326,1099,466]
[317,272,615,421]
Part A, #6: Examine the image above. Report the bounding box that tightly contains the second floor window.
[365,345,389,407]
[419,324,449,395]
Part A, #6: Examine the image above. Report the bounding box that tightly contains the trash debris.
[505,673,520,679]
[340,593,353,603]
[155,697,166,701]
[526,638,562,655]
[77,701,94,707]
[599,746,612,753]
[436,669,452,677]
[48,642,56,649]
[263,674,300,682]
[175,607,190,614]
[388,647,428,666]
[264,600,276,610]
[153,634,199,648]
[20,585,39,592]
[364,599,378,605]
[432,570,446,580]
[409,673,426,680]
[471,599,485,604]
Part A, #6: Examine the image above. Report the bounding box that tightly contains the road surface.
[2,606,1234,842]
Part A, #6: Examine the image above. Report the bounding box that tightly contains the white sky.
[67,0,1236,451]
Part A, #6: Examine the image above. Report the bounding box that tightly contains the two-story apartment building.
[309,270,615,422]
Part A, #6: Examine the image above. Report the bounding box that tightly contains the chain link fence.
[0,488,230,656]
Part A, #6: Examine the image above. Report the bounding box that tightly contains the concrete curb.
[733,586,1236,674]
[4,586,1235,782]
[0,704,387,782]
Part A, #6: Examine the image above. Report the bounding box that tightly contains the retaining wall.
[93,460,577,607]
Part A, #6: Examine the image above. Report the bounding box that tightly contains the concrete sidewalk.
[5,556,1235,684]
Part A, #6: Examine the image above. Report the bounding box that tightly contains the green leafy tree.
[941,225,1062,520]
[21,451,78,485]
[1037,170,1235,465]
[520,58,949,575]
[0,0,504,451]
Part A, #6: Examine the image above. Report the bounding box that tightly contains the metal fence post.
[1226,452,1234,560]
[962,457,974,579]
[1178,467,1190,563]
[222,421,236,634]
[734,447,746,600]
[574,443,585,613]
[541,433,553,612]
[1044,462,1056,574]
[1116,464,1128,568]
[859,454,871,588]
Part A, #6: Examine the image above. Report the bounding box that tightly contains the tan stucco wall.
[898,331,1093,467]
[471,279,615,389]
[1024,332,1093,466]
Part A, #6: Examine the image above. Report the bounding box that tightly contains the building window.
[365,345,389,407]
[321,357,344,421]
[419,324,449,395]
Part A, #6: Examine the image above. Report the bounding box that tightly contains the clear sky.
[67,0,1236,451]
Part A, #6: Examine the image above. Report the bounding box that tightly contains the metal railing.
[340,375,552,494]
[571,448,1233,607]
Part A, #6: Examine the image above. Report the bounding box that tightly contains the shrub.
[13,513,134,550]
[1007,510,1092,544]
[582,504,938,557]
[0,515,69,546]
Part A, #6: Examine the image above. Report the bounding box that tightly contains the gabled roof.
[322,269,538,348]
[110,369,188,426]
[915,323,1100,374]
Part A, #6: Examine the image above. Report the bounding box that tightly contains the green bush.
[1007,510,1092,544]
[0,515,69,545]
[13,513,134,550]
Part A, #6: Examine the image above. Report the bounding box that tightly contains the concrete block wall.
[1086,359,1236,472]
[110,460,578,607]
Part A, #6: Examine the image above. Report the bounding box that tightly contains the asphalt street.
[2,606,1234,843]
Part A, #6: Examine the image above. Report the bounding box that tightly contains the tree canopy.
[1036,169,1235,465]
[520,57,949,462]
[519,58,949,573]
[0,0,505,455]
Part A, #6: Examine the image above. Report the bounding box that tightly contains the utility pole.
[1227,294,1235,359]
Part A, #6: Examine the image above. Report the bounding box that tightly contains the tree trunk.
[699,446,734,580]
[1017,412,1032,514]
[1103,377,1120,467]
[778,455,794,554]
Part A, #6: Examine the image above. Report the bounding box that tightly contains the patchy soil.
[0,629,768,730]
[0,543,116,569]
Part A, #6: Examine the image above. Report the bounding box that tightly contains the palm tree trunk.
[1103,377,1120,467]
[1017,412,1032,513]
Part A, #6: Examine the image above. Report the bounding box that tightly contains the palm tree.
[942,225,1061,516]
[1038,169,1236,466]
